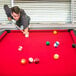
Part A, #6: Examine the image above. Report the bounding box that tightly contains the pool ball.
[46,41,50,45]
[72,44,76,48]
[54,43,58,48]
[25,32,29,38]
[28,57,33,63]
[56,41,59,45]
[53,54,59,60]
[21,59,27,64]
[34,58,39,64]
[53,30,57,34]
[18,48,22,51]
[19,46,23,49]
[18,46,23,51]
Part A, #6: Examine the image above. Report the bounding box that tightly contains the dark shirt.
[4,5,30,29]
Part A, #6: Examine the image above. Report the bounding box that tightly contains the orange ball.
[53,30,57,34]
[21,59,27,64]
[53,54,59,60]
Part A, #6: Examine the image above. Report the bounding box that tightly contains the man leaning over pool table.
[4,5,30,37]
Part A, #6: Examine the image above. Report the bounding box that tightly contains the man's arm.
[21,15,30,30]
[4,5,12,21]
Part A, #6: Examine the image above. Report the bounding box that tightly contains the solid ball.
[28,57,33,63]
[53,30,57,34]
[53,54,59,60]
[72,44,76,48]
[46,41,50,45]
[21,59,27,64]
[34,58,40,64]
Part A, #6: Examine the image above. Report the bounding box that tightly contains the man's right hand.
[8,17,12,21]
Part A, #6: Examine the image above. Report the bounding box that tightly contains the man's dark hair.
[11,6,20,14]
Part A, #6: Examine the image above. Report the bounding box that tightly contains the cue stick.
[15,25,24,33]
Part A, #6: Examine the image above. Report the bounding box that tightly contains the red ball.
[34,58,39,64]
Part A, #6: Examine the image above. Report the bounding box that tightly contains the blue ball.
[54,43,58,48]
[56,41,59,45]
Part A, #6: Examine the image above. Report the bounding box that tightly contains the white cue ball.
[28,57,33,63]
[25,33,29,38]
[25,34,29,37]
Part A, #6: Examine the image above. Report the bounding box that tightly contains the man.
[4,5,30,37]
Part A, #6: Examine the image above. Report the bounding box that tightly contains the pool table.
[0,29,76,76]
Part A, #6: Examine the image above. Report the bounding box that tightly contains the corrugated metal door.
[0,0,11,23]
[71,0,76,24]
[14,0,71,24]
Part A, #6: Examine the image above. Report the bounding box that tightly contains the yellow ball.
[21,59,27,64]
[53,30,57,34]
[53,54,59,60]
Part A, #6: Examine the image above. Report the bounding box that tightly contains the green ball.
[46,41,50,45]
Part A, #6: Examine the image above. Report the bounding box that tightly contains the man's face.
[11,12,20,21]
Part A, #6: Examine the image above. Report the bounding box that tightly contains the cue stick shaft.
[15,25,24,33]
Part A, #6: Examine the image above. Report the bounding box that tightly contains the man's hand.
[23,31,26,35]
[8,17,12,21]
[23,28,29,37]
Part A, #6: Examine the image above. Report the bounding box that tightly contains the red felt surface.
[0,30,76,76]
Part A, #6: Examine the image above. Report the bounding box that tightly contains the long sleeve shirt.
[4,5,30,29]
